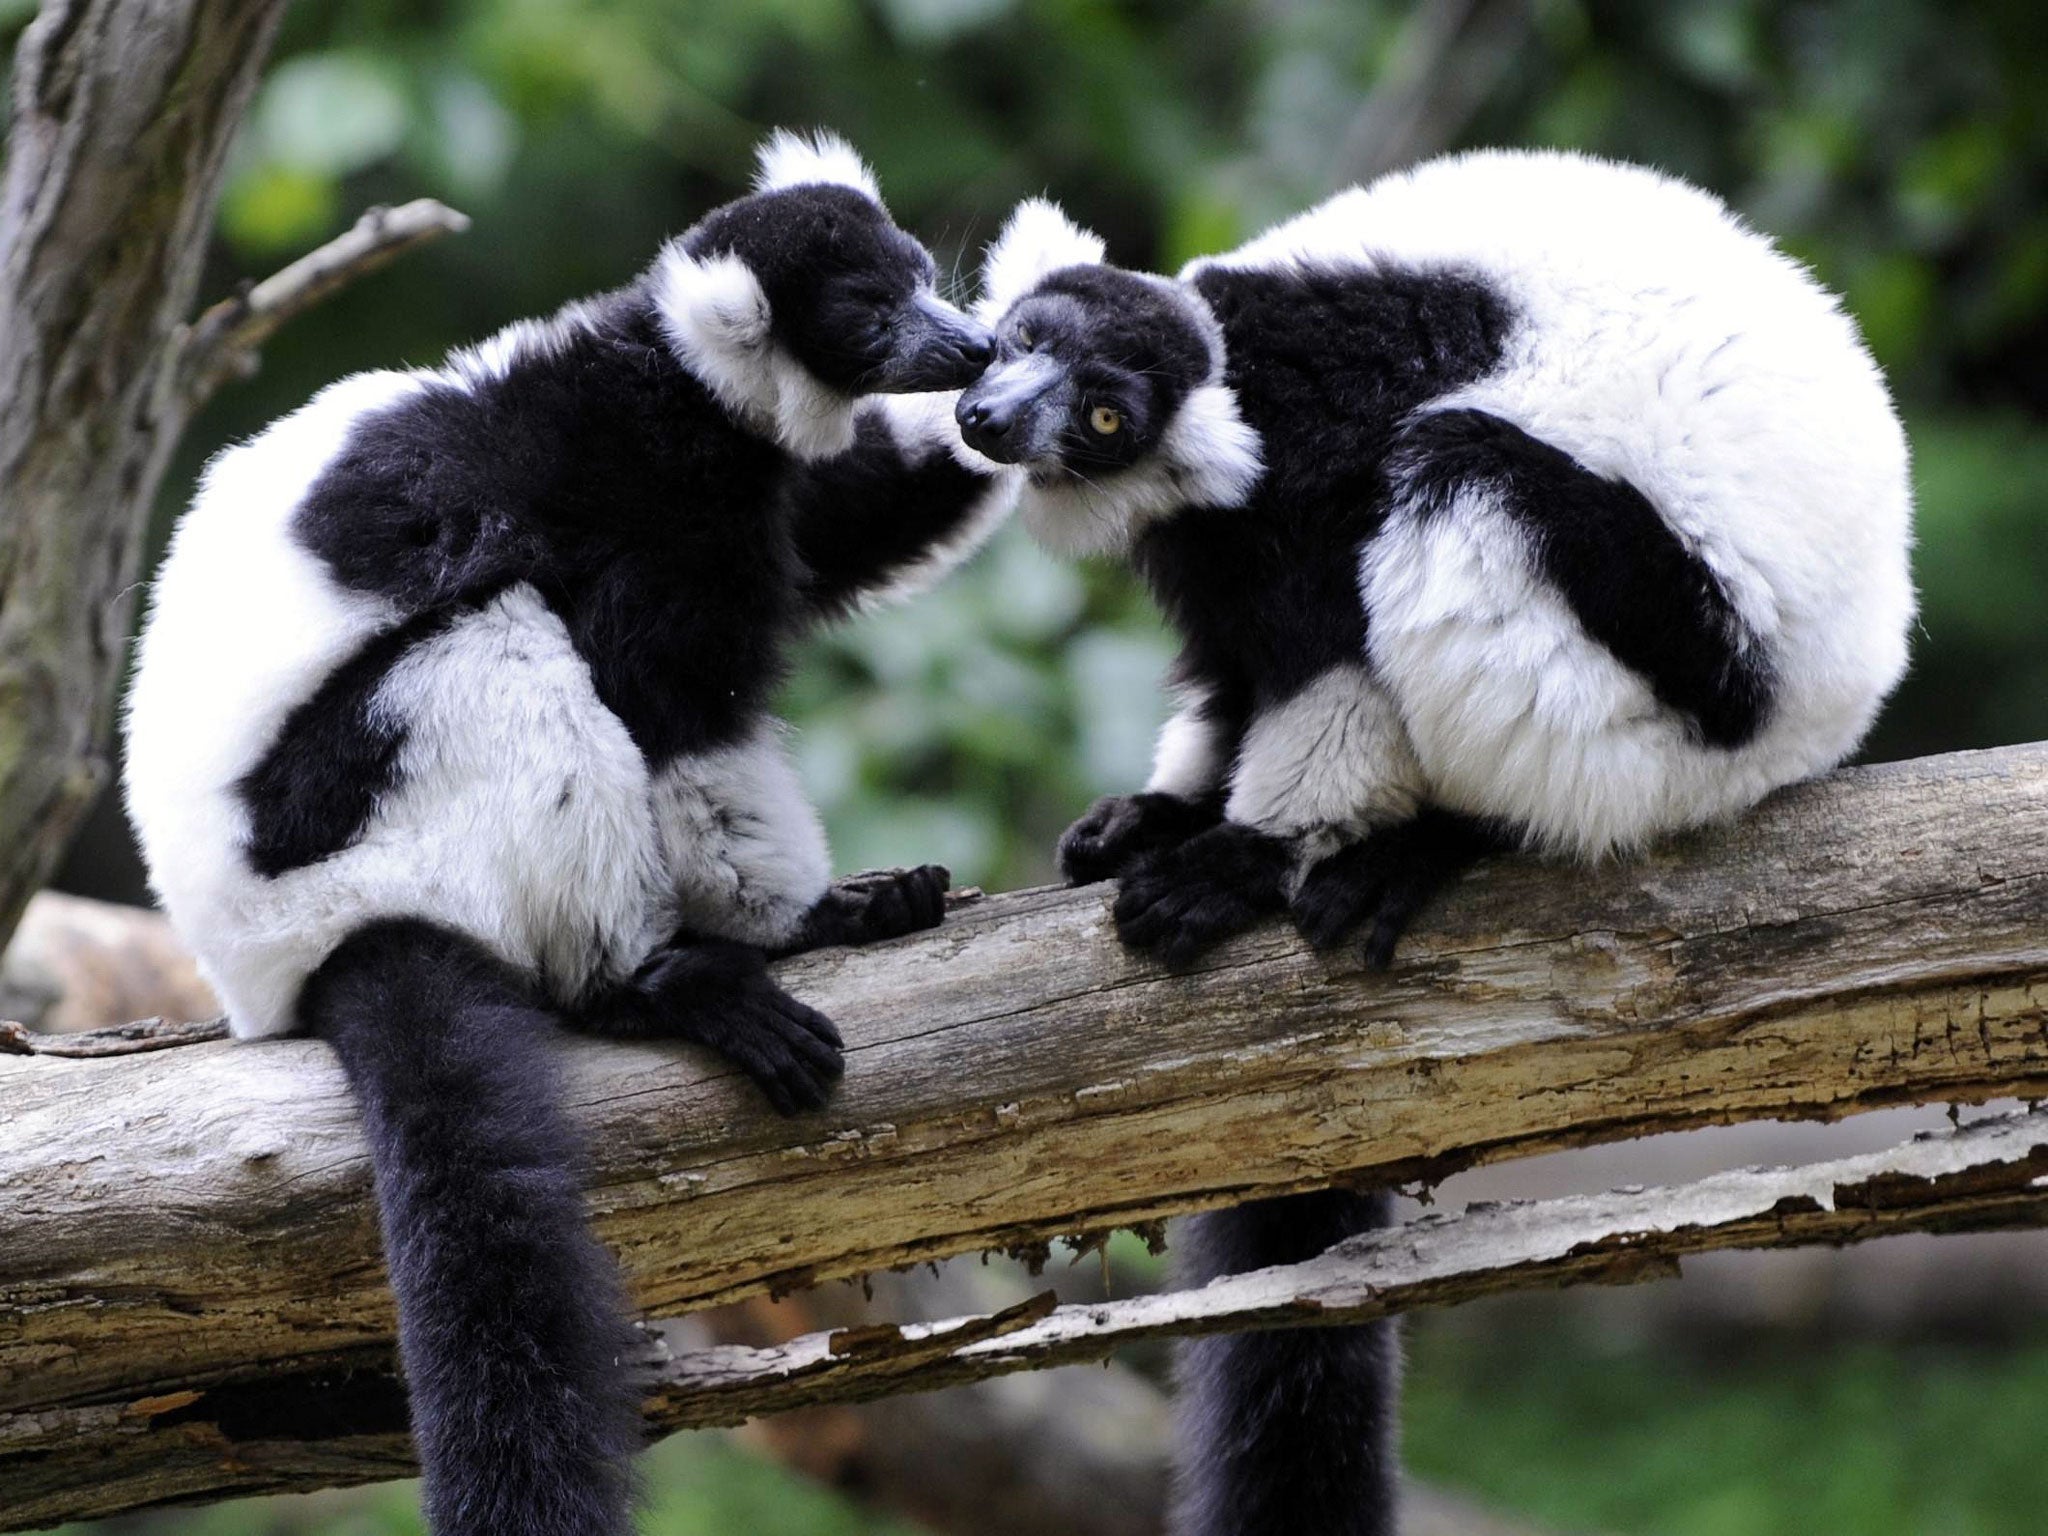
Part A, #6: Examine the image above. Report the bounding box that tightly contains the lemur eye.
[1016,326,1035,349]
[1089,404,1123,436]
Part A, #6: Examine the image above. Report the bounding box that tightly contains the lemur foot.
[583,939,843,1115]
[1113,823,1291,968]
[1058,792,1223,885]
[1290,809,1508,967]
[788,865,951,952]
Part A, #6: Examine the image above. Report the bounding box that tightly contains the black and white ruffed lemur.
[121,132,1015,1536]
[951,155,1914,1534]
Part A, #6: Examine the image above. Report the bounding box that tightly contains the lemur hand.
[1289,810,1506,968]
[1058,792,1222,885]
[789,865,951,952]
[1112,822,1291,968]
[584,939,844,1116]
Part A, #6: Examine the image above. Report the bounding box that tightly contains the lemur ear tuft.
[977,199,1108,322]
[753,129,883,204]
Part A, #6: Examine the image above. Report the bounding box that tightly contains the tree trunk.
[0,0,289,946]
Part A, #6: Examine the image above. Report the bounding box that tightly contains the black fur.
[239,601,489,877]
[1389,407,1772,747]
[291,287,796,768]
[251,184,995,880]
[1290,807,1510,965]
[963,267,1214,472]
[1017,262,1511,1536]
[777,864,951,954]
[1172,1190,1402,1536]
[302,919,643,1536]
[1113,822,1293,968]
[684,184,986,393]
[1057,790,1225,885]
[1136,265,1511,707]
[577,936,843,1116]
[789,414,993,619]
[262,175,999,1536]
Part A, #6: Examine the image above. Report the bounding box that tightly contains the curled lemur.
[122,132,1015,1536]
[957,153,1913,1535]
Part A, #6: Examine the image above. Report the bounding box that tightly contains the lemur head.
[955,200,1262,555]
[656,131,993,459]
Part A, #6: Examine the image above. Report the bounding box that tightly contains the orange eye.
[1089,405,1122,436]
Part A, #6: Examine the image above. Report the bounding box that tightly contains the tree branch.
[642,1103,2048,1427]
[173,198,472,408]
[2,742,2045,1527]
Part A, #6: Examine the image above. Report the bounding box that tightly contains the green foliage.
[31,1436,918,1536]
[1405,1317,2048,1535]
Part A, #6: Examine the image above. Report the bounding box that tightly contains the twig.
[173,198,471,407]
[0,1014,229,1057]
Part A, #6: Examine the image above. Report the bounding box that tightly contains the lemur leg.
[1365,408,1774,857]
[577,937,843,1116]
[654,721,948,962]
[1290,808,1510,966]
[1115,665,1425,966]
[1060,698,1231,884]
[777,863,951,955]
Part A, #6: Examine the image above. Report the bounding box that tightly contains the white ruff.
[651,244,860,461]
[977,198,1109,324]
[754,128,883,203]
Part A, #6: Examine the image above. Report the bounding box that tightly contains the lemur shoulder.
[122,132,1012,1536]
[957,149,1914,1536]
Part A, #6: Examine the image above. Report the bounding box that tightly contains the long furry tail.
[1170,1190,1402,1536]
[302,918,641,1536]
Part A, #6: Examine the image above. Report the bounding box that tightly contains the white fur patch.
[652,243,860,460]
[852,392,1024,607]
[649,721,832,949]
[124,372,424,1036]
[1224,664,1426,868]
[977,199,1109,323]
[1145,699,1231,800]
[1015,380,1263,557]
[131,570,670,1036]
[442,300,609,390]
[754,128,882,204]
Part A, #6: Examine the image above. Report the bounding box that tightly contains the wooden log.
[2,741,2045,1526]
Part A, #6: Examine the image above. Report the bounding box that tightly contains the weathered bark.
[1,742,2045,1525]
[0,0,287,947]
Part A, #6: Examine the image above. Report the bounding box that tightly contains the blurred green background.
[5,0,2044,1531]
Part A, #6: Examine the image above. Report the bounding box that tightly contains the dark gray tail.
[1171,1190,1401,1536]
[302,918,641,1536]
